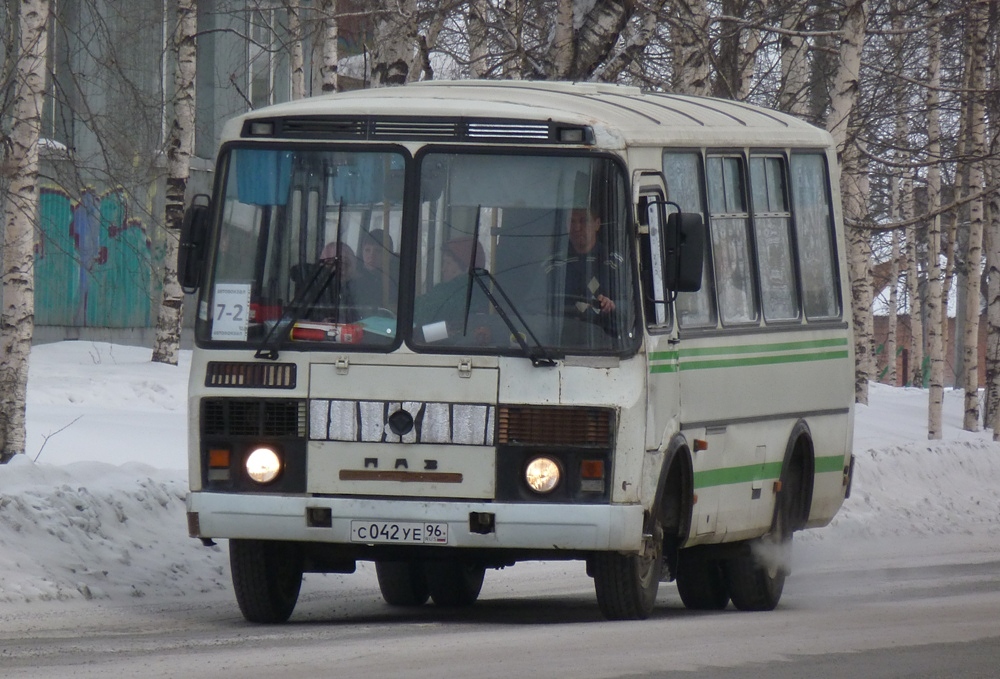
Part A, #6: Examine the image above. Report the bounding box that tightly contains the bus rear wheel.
[592,523,663,620]
[230,539,303,623]
[725,533,788,611]
[425,560,486,607]
[375,560,430,607]
[675,550,730,610]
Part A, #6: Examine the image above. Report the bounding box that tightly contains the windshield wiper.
[459,207,554,367]
[464,267,556,368]
[254,199,346,360]
[253,261,338,360]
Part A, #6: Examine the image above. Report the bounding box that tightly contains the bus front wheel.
[425,560,486,607]
[592,522,663,620]
[229,539,303,623]
[375,560,430,607]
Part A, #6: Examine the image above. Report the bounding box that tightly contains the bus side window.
[750,156,799,322]
[707,155,758,326]
[790,153,840,319]
[639,192,669,327]
[665,152,717,329]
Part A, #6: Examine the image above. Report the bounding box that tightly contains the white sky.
[1,341,998,605]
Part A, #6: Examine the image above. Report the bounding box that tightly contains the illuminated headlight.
[246,447,282,484]
[525,456,561,494]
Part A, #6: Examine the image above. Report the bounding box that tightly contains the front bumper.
[187,491,645,552]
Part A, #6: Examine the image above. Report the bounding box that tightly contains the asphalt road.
[2,539,998,679]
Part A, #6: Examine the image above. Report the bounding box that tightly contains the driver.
[544,207,622,320]
[413,237,489,342]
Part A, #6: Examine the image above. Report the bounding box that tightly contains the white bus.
[180,80,855,623]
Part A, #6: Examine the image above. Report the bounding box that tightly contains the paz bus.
[179,80,855,623]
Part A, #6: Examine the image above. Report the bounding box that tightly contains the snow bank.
[1,342,999,604]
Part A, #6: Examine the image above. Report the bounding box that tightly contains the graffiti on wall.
[36,186,155,328]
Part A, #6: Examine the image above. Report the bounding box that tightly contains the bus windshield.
[202,146,405,350]
[412,152,636,356]
[198,146,637,356]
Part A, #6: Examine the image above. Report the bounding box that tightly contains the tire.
[229,539,303,624]
[425,560,486,607]
[375,560,430,607]
[592,523,663,620]
[725,533,789,611]
[675,550,730,611]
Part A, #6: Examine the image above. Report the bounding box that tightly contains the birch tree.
[285,0,306,100]
[151,0,196,366]
[961,0,987,431]
[318,0,338,93]
[925,0,945,438]
[0,0,50,463]
[825,0,872,405]
[671,0,712,95]
[370,0,419,86]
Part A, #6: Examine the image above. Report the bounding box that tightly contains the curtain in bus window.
[751,156,799,321]
[790,154,839,319]
[708,156,758,325]
[665,152,717,328]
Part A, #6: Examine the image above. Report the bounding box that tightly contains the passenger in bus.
[545,207,623,325]
[413,237,490,342]
[353,229,399,315]
[292,241,362,322]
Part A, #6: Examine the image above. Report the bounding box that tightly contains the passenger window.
[790,154,840,319]
[665,152,717,329]
[750,156,799,321]
[707,156,758,326]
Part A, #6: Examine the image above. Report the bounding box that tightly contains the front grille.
[201,398,307,438]
[205,361,297,388]
[467,121,550,140]
[242,115,590,145]
[497,405,613,447]
[372,119,460,138]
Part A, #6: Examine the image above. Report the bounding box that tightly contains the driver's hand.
[596,294,615,314]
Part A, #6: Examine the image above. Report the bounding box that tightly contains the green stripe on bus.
[678,338,848,358]
[694,455,846,489]
[680,349,848,371]
[694,461,784,488]
[814,454,847,473]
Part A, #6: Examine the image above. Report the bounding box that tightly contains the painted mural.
[35,186,155,328]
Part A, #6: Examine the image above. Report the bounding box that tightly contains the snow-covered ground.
[1,341,998,605]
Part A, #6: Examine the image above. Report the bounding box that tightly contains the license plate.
[350,520,448,545]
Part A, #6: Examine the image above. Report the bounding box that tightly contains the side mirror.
[178,194,211,294]
[663,211,704,293]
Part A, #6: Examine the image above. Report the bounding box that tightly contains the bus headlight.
[525,456,561,494]
[246,447,282,484]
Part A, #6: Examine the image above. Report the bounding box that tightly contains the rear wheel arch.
[778,419,815,533]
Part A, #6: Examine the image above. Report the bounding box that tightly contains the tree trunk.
[285,0,306,100]
[825,0,870,404]
[886,226,899,385]
[961,1,987,431]
[468,0,489,78]
[371,0,418,86]
[779,3,809,116]
[671,0,711,95]
[151,0,196,366]
[986,166,1000,434]
[0,0,50,463]
[552,0,574,79]
[986,34,1000,437]
[925,0,944,438]
[317,0,338,93]
[904,178,923,388]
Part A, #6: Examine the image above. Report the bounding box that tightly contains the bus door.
[636,175,684,483]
